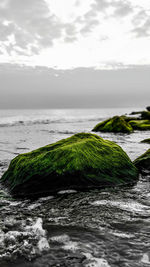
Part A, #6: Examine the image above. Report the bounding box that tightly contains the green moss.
[140,138,150,144]
[92,116,133,133]
[134,149,150,173]
[1,133,138,197]
[129,120,150,130]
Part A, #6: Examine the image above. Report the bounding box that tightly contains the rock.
[141,138,150,144]
[134,149,150,174]
[129,120,150,130]
[141,111,150,120]
[146,106,150,112]
[129,111,143,115]
[123,116,140,122]
[0,133,138,198]
[92,116,133,133]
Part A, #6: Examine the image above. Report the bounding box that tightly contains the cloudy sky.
[0,0,150,68]
[0,0,150,107]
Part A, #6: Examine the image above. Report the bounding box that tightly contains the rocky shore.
[0,107,150,266]
[92,106,150,133]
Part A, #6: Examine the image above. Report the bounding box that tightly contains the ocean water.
[0,108,150,267]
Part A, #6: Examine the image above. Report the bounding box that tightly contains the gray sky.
[0,0,150,108]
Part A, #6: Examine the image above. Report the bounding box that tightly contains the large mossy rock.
[129,120,150,130]
[92,116,133,133]
[134,149,150,174]
[1,133,138,198]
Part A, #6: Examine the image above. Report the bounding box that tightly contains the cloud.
[64,24,78,42]
[112,1,133,17]
[93,0,133,17]
[0,0,78,55]
[132,10,150,37]
[78,0,133,35]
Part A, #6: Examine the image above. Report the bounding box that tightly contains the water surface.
[0,108,150,267]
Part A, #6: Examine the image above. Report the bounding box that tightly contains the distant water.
[0,108,150,267]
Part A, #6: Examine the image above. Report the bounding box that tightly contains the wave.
[0,117,103,127]
[41,130,78,135]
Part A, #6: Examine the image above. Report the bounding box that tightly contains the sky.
[0,0,150,108]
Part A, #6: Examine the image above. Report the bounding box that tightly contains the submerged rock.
[0,133,138,198]
[141,138,150,144]
[92,116,133,133]
[134,149,150,174]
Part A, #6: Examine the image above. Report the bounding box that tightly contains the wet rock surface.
[134,149,150,174]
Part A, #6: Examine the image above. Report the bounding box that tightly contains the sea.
[0,108,150,267]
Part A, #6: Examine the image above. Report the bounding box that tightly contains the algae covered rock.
[92,116,133,133]
[134,149,150,174]
[92,107,150,134]
[1,133,138,198]
[129,120,150,130]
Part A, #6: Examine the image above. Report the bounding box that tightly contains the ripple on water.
[90,199,150,215]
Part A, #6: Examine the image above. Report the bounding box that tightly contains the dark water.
[0,108,150,267]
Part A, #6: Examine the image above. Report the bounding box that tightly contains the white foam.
[48,216,68,223]
[112,232,134,238]
[27,203,41,210]
[141,253,150,264]
[58,190,77,194]
[90,200,148,213]
[39,196,54,202]
[50,234,70,243]
[26,218,50,252]
[31,218,46,236]
[10,201,22,207]
[50,234,79,252]
[84,253,111,267]
[63,241,79,252]
[38,237,50,251]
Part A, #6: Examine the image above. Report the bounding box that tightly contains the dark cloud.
[0,0,78,55]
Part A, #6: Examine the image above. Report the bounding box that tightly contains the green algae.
[129,120,150,130]
[92,116,133,133]
[134,149,150,173]
[0,133,138,197]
